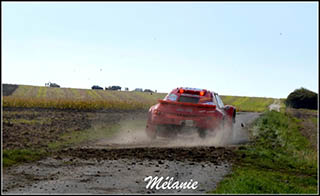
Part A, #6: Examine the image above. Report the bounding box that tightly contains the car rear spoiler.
[158,100,216,109]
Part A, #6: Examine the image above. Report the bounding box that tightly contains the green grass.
[212,166,317,193]
[3,118,51,125]
[47,124,120,150]
[3,149,48,168]
[212,111,318,194]
[221,95,275,112]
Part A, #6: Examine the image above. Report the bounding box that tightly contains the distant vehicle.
[92,85,103,90]
[144,89,154,93]
[106,86,121,91]
[134,88,143,92]
[145,87,236,140]
[45,82,60,88]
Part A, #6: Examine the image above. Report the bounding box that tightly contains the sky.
[2,2,318,98]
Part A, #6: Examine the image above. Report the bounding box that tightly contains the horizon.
[2,2,318,99]
[5,82,312,99]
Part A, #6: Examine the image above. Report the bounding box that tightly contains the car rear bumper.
[149,112,220,130]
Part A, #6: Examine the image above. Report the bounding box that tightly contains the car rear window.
[166,93,178,101]
[178,96,200,104]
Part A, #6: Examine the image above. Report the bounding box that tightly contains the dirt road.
[268,99,281,112]
[3,111,260,194]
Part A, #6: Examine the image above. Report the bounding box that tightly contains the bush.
[285,88,318,110]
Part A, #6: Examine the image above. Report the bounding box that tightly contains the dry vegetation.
[3,84,275,112]
[3,84,166,111]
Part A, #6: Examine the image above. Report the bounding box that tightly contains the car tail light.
[179,88,206,96]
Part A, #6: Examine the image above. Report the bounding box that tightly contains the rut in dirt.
[58,146,236,164]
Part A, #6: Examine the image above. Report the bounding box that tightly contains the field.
[220,95,275,112]
[3,84,275,112]
[2,84,166,111]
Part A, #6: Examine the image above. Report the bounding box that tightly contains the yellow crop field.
[3,84,275,112]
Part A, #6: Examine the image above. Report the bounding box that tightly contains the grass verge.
[212,111,318,194]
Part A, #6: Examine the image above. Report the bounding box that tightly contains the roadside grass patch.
[47,124,120,150]
[3,149,47,168]
[3,118,51,125]
[212,111,318,194]
[213,166,317,194]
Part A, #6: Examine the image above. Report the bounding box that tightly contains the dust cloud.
[92,113,248,149]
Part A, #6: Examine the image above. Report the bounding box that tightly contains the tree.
[285,87,318,110]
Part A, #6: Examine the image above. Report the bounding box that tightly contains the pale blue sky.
[2,2,318,98]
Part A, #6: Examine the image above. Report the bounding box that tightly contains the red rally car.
[145,87,236,139]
